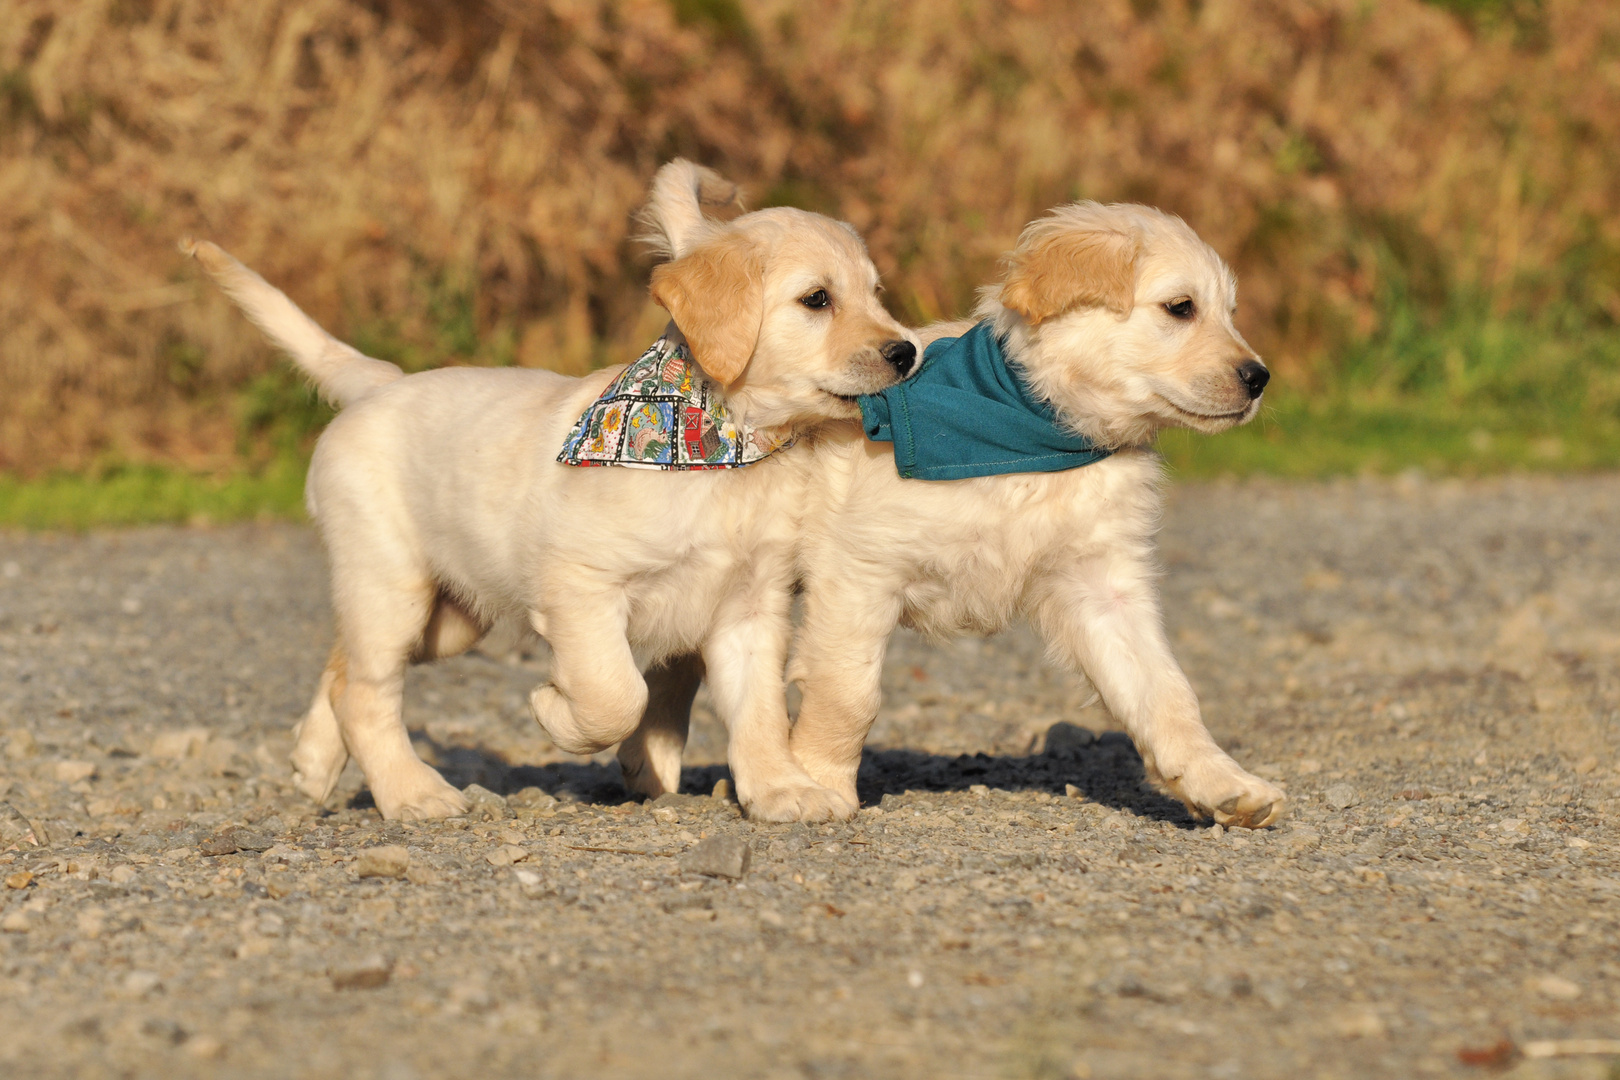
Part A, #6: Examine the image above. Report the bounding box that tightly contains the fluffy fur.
[636,201,1287,828]
[184,160,918,822]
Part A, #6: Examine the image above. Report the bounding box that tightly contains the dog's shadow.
[355,727,1198,827]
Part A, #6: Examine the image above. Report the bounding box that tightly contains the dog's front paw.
[743,781,856,824]
[371,762,470,821]
[1155,754,1286,830]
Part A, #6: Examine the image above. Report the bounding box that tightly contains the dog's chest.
[891,472,1158,638]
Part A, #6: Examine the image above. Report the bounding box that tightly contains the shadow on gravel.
[341,726,1194,826]
[856,731,1198,827]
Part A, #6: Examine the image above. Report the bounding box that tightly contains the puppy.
[186,160,918,822]
[634,202,1287,828]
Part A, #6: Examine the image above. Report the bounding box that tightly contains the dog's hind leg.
[289,643,351,805]
[617,654,703,799]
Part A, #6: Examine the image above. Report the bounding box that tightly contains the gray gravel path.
[1,474,1618,1080]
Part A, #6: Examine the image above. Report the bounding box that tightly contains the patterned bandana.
[556,336,793,470]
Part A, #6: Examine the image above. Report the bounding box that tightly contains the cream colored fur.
[184,160,917,822]
[638,202,1287,829]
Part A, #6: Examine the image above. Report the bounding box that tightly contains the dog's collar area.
[556,337,794,471]
[856,320,1112,481]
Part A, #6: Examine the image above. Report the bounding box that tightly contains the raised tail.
[181,238,403,408]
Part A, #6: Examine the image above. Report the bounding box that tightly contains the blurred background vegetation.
[2,0,1619,525]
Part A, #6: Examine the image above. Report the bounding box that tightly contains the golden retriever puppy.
[185,160,918,822]
[634,202,1286,828]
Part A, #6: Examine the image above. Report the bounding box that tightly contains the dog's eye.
[800,289,830,310]
[1164,298,1196,320]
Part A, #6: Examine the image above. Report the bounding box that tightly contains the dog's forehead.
[739,208,875,278]
[1137,225,1236,303]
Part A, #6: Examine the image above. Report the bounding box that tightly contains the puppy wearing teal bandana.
[625,201,1289,833]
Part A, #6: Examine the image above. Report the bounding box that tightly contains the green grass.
[0,459,308,530]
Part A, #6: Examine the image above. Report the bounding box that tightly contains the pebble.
[1044,721,1097,759]
[485,844,528,867]
[329,954,393,990]
[4,871,32,889]
[680,835,751,879]
[1526,974,1581,1001]
[1323,784,1361,810]
[462,784,512,821]
[198,827,272,857]
[356,845,411,879]
[2,909,32,932]
[711,778,732,801]
[123,971,163,997]
[0,802,43,847]
[53,760,97,784]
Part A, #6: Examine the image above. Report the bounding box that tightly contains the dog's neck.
[977,297,1161,451]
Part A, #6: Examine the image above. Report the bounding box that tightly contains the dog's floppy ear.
[999,217,1141,325]
[649,232,764,386]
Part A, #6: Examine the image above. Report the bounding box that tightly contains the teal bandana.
[557,336,793,470]
[857,320,1112,480]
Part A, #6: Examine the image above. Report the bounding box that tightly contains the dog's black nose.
[881,340,917,377]
[1236,360,1270,399]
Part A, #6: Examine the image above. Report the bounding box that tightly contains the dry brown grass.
[3,0,1617,473]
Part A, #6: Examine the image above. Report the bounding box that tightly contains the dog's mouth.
[1154,393,1254,424]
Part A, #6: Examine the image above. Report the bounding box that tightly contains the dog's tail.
[634,159,741,260]
[181,238,403,408]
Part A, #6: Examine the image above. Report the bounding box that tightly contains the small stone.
[53,760,97,784]
[329,954,392,990]
[507,787,558,811]
[405,865,442,886]
[197,831,241,857]
[0,802,43,848]
[1323,784,1361,810]
[231,829,273,853]
[1043,722,1097,759]
[2,909,32,932]
[149,728,210,759]
[462,784,511,821]
[1573,755,1599,776]
[680,835,750,879]
[1064,784,1083,799]
[711,778,733,801]
[355,845,410,879]
[123,971,163,997]
[651,806,680,825]
[186,1035,224,1060]
[4,871,32,890]
[5,731,37,760]
[513,868,552,899]
[485,844,527,867]
[1526,974,1581,1001]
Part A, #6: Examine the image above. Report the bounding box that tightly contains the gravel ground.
[1,474,1618,1080]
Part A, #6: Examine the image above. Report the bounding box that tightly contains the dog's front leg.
[704,601,852,823]
[1035,556,1285,829]
[617,654,703,799]
[527,599,649,755]
[785,584,903,811]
